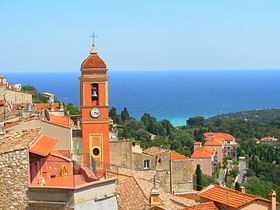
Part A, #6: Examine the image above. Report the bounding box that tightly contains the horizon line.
[2,68,280,73]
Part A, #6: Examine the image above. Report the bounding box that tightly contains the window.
[144,160,150,169]
[92,147,100,156]
[158,158,161,164]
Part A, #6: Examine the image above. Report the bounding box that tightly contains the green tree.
[196,164,203,190]
[109,107,117,122]
[235,182,241,191]
[121,107,130,122]
[65,103,80,115]
[187,116,205,127]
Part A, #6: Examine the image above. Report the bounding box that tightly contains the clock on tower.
[80,44,110,172]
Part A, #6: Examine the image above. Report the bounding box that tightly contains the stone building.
[110,141,194,193]
[204,132,239,159]
[191,144,218,176]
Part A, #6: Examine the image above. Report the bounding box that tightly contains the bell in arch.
[92,90,98,98]
[91,84,98,99]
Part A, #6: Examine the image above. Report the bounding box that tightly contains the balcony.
[28,152,117,209]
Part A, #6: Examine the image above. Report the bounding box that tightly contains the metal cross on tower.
[89,32,98,46]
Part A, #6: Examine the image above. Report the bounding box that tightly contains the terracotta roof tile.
[30,135,57,156]
[204,138,224,146]
[170,151,189,160]
[116,176,148,210]
[143,146,168,156]
[204,132,235,141]
[198,184,271,208]
[191,146,214,158]
[0,99,4,106]
[81,53,106,69]
[48,114,71,128]
[0,128,41,154]
[33,103,60,112]
[183,201,219,210]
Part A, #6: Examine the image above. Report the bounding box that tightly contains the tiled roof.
[191,146,214,158]
[204,132,235,141]
[198,184,271,208]
[0,128,41,154]
[47,114,71,128]
[113,168,196,210]
[116,176,148,210]
[183,201,218,210]
[170,151,189,160]
[143,146,168,156]
[28,103,60,112]
[0,99,4,106]
[204,138,224,146]
[29,135,57,157]
[81,52,106,69]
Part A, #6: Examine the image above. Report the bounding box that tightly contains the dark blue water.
[3,70,280,125]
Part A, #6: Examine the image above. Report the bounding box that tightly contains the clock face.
[90,108,100,118]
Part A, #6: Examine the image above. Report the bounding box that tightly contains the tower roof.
[81,45,107,69]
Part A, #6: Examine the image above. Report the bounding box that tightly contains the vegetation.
[21,85,80,115]
[65,103,80,115]
[109,107,193,156]
[110,107,280,200]
[195,164,203,190]
[21,85,48,103]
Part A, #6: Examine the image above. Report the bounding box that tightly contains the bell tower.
[80,44,110,171]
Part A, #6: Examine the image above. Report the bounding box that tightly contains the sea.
[2,70,280,126]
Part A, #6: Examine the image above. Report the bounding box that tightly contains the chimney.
[269,190,277,210]
[59,102,64,111]
[50,102,55,112]
[26,103,32,112]
[150,188,160,205]
[77,118,81,130]
[240,186,245,194]
[194,142,202,151]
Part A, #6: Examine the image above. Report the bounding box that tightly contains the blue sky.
[0,0,280,71]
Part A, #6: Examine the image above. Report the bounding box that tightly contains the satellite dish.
[44,109,50,121]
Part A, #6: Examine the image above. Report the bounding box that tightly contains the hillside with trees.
[110,107,280,201]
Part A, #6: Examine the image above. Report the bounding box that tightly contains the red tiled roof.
[204,132,235,141]
[81,52,106,69]
[116,176,148,210]
[191,146,214,158]
[183,201,219,210]
[0,99,4,106]
[198,184,271,208]
[48,114,71,128]
[30,135,57,157]
[204,138,224,146]
[170,151,189,160]
[33,103,60,111]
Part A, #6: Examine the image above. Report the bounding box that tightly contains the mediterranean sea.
[3,70,280,126]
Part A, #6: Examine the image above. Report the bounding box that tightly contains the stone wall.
[0,88,32,105]
[132,152,156,170]
[171,159,193,193]
[110,140,132,169]
[155,152,170,171]
[0,148,30,209]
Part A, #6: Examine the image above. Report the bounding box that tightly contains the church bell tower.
[80,44,110,171]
